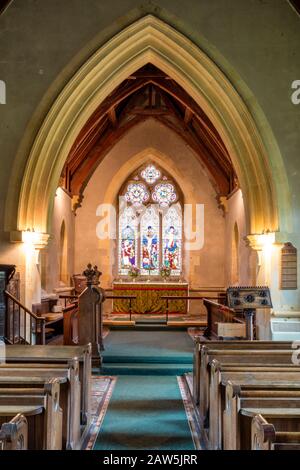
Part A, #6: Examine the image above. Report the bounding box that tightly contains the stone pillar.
[10,231,50,310]
[246,233,276,340]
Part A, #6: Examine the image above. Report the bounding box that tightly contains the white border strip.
[177,376,201,450]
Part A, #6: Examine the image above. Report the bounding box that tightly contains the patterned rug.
[82,375,200,451]
[82,376,117,450]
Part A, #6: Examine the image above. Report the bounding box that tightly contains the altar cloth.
[112,282,188,314]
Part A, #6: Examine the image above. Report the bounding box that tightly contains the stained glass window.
[119,207,138,275]
[140,207,160,275]
[119,163,182,276]
[162,205,182,275]
[125,183,150,206]
[141,165,161,184]
[152,183,177,207]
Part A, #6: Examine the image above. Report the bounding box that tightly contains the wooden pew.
[252,414,300,450]
[224,381,300,449]
[0,414,28,450]
[0,360,81,449]
[209,364,300,449]
[0,379,62,449]
[5,344,91,425]
[199,346,294,425]
[193,338,293,406]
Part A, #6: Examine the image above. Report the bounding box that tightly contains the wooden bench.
[0,359,81,449]
[192,339,300,450]
[193,339,293,406]
[223,380,300,449]
[199,348,294,425]
[199,346,294,424]
[5,344,91,425]
[0,379,62,449]
[0,414,28,450]
[252,414,300,450]
[208,360,300,449]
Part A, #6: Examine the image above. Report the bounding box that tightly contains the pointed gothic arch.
[6,15,291,241]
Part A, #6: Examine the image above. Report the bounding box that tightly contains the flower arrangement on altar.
[160,265,171,279]
[128,265,140,279]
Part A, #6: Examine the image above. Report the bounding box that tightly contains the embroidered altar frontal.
[113,282,188,314]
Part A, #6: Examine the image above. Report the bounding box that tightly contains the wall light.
[247,231,276,266]
[21,230,50,249]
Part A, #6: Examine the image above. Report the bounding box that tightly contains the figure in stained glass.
[142,225,158,270]
[120,226,136,268]
[162,206,182,274]
[140,206,160,274]
[119,207,138,275]
[164,226,179,270]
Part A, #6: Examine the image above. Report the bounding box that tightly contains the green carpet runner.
[94,375,195,450]
[101,330,193,375]
[94,329,195,450]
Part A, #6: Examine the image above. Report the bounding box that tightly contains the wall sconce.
[246,231,275,266]
[21,229,50,250]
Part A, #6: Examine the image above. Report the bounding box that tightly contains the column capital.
[245,232,276,251]
[10,230,50,249]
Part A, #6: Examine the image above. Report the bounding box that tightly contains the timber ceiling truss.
[61,64,237,204]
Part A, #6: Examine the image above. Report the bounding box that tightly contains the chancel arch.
[6,15,290,243]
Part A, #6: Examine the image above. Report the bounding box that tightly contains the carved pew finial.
[83,263,102,286]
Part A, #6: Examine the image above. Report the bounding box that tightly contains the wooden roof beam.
[184,108,193,125]
[108,107,117,129]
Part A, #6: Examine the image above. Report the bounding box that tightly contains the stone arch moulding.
[7,15,291,241]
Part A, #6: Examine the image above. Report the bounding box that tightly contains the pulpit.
[112,281,188,315]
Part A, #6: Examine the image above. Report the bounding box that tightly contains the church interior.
[0,0,300,453]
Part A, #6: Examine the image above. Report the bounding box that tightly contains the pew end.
[0,414,28,450]
[252,414,300,450]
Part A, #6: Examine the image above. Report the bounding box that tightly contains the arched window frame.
[118,163,183,277]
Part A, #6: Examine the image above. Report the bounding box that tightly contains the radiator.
[271,317,300,341]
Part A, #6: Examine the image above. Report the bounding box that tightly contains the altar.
[112,281,189,315]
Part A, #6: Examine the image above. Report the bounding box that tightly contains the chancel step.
[100,362,193,376]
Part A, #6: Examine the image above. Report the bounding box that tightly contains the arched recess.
[7,15,291,239]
